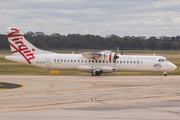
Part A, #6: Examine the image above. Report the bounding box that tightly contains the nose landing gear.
[163,72,167,76]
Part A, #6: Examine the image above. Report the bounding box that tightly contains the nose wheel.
[163,72,167,76]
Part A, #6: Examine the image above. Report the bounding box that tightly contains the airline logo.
[153,63,162,69]
[7,30,35,64]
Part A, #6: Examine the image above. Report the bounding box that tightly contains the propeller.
[113,47,120,67]
[108,48,119,67]
[113,53,119,64]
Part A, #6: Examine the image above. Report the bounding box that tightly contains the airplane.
[5,27,177,76]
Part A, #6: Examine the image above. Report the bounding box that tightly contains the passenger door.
[46,59,51,68]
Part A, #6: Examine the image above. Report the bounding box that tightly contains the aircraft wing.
[81,52,102,59]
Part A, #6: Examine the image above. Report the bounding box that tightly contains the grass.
[0,50,12,56]
[0,84,4,88]
[0,50,180,75]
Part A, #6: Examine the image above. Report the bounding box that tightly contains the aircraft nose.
[171,63,177,70]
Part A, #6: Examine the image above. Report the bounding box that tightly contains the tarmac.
[0,75,180,120]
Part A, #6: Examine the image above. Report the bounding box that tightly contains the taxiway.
[0,75,180,120]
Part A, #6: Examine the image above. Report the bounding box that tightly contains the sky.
[1,0,180,37]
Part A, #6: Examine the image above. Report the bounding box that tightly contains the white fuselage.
[5,53,177,73]
[5,27,177,76]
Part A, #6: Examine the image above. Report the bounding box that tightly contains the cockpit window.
[164,59,169,62]
[158,58,169,62]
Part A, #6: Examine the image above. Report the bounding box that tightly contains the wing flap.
[81,52,102,59]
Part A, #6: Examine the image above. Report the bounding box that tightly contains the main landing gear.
[91,70,103,76]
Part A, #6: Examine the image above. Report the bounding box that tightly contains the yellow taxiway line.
[91,94,180,115]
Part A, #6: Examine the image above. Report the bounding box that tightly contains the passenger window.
[103,61,105,63]
[92,60,94,63]
[57,59,59,62]
[89,60,91,63]
[117,61,118,63]
[61,59,63,62]
[64,60,66,62]
[74,60,76,62]
[127,61,129,64]
[71,60,73,62]
[162,59,164,62]
[54,59,56,62]
[78,60,80,62]
[85,60,87,63]
[134,61,136,64]
[120,61,122,63]
[67,60,69,62]
[106,61,108,63]
[96,60,98,63]
[137,61,139,64]
[99,60,101,63]
[159,59,161,62]
[123,61,125,63]
[81,60,83,63]
[130,61,132,64]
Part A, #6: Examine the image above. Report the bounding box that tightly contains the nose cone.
[171,63,177,71]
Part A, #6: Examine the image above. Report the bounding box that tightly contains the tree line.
[1,31,180,50]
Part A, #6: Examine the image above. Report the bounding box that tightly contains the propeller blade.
[113,53,119,67]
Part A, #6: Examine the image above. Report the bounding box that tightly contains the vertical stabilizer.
[6,27,55,64]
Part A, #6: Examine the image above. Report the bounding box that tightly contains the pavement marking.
[91,94,180,115]
[0,82,26,91]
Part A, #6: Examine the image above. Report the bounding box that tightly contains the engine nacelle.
[99,52,118,62]
[77,66,94,72]
[100,66,117,73]
[77,66,117,73]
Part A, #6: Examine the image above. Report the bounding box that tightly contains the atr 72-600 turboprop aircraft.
[5,27,177,76]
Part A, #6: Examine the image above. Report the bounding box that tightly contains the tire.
[164,74,167,76]
[92,71,96,76]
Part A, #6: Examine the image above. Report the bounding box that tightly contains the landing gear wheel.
[164,74,167,76]
[163,72,167,76]
[97,73,100,76]
[91,71,97,76]
[92,70,102,76]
